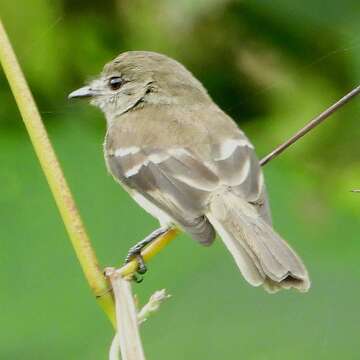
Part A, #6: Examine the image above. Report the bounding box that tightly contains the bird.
[68,51,310,293]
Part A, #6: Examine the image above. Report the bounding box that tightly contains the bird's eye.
[108,76,123,91]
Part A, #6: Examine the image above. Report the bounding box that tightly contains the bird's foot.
[124,248,147,283]
[124,226,170,283]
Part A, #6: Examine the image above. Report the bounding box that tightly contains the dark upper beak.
[68,86,93,99]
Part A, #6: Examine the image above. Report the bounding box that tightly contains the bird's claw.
[135,254,147,275]
[132,272,144,283]
[124,251,147,283]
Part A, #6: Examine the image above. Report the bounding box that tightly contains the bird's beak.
[68,86,94,99]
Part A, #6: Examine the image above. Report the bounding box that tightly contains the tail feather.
[207,190,310,293]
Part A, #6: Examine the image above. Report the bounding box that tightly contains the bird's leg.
[124,226,170,280]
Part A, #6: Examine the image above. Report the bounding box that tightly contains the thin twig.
[260,85,360,166]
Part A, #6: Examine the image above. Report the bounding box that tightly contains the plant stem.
[107,268,146,360]
[0,18,115,326]
[260,85,360,166]
[0,18,179,327]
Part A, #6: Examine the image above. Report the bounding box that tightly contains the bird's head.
[68,51,211,123]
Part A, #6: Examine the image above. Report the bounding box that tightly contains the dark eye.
[108,76,123,90]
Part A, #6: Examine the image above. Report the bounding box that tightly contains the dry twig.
[260,85,360,166]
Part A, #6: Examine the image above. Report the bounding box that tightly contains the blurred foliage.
[0,0,360,359]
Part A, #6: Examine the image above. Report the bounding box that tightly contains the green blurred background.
[1,1,360,359]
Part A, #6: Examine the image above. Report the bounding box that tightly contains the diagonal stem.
[0,19,179,326]
[0,18,116,326]
[0,18,180,327]
[260,85,360,166]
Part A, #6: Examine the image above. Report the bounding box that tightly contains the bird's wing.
[106,145,219,244]
[104,105,271,243]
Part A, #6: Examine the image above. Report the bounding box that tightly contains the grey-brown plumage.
[69,51,310,293]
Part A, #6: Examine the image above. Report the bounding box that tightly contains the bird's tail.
[207,190,310,293]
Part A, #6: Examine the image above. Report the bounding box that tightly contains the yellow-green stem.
[0,18,117,325]
[0,18,179,328]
